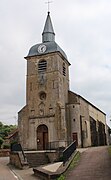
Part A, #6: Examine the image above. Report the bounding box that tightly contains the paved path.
[0,157,39,180]
[1,147,111,180]
[0,157,18,180]
[67,146,111,180]
[12,167,39,180]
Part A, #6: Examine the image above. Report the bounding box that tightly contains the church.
[18,12,107,150]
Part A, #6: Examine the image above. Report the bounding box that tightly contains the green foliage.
[0,137,4,149]
[57,175,65,180]
[57,152,80,180]
[68,151,80,170]
[3,143,10,149]
[0,122,3,128]
[0,121,17,139]
[108,146,111,157]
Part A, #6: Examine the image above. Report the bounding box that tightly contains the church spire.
[42,12,55,43]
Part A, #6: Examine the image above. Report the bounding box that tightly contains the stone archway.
[37,125,48,150]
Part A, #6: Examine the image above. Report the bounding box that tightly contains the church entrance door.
[37,125,48,150]
[72,132,78,146]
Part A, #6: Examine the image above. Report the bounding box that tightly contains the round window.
[39,92,46,100]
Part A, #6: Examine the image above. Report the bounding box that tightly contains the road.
[0,157,18,180]
[67,146,111,180]
[0,146,111,180]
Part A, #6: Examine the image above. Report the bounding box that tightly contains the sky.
[0,0,111,127]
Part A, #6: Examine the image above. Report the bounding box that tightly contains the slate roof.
[25,12,69,63]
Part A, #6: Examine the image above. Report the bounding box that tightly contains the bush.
[0,137,4,149]
[57,175,65,180]
[3,143,10,149]
[108,146,111,157]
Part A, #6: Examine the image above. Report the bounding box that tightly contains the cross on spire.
[45,0,53,12]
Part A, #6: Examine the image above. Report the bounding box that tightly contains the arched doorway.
[37,125,48,150]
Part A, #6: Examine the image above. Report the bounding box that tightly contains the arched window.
[38,60,47,73]
[39,91,46,100]
[63,63,66,76]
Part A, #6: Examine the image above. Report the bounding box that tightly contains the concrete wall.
[0,150,10,157]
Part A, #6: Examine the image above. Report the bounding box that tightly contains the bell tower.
[18,12,70,150]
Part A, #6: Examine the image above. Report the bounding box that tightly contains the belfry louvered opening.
[63,63,66,76]
[38,60,47,72]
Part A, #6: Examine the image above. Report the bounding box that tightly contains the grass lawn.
[108,146,111,157]
[57,151,80,180]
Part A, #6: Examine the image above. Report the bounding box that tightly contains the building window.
[85,121,88,138]
[63,63,66,76]
[38,60,47,73]
[39,92,46,100]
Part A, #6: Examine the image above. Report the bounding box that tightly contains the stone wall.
[46,152,60,163]
[0,149,10,157]
[10,152,22,169]
[68,91,107,148]
[18,52,70,150]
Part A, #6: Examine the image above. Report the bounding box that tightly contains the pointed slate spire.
[42,12,55,42]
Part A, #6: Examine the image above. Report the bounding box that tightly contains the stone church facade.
[18,12,107,150]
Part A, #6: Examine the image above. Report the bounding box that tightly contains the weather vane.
[45,0,53,12]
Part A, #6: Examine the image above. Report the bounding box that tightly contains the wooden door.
[72,132,78,146]
[43,132,48,150]
[37,125,48,150]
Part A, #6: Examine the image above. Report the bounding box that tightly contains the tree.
[0,121,17,139]
[0,122,3,128]
[0,137,4,149]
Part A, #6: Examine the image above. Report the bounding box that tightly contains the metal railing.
[11,143,26,161]
[63,140,76,165]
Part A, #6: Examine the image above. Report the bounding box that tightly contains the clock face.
[38,44,47,53]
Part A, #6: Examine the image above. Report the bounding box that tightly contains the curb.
[8,164,23,180]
